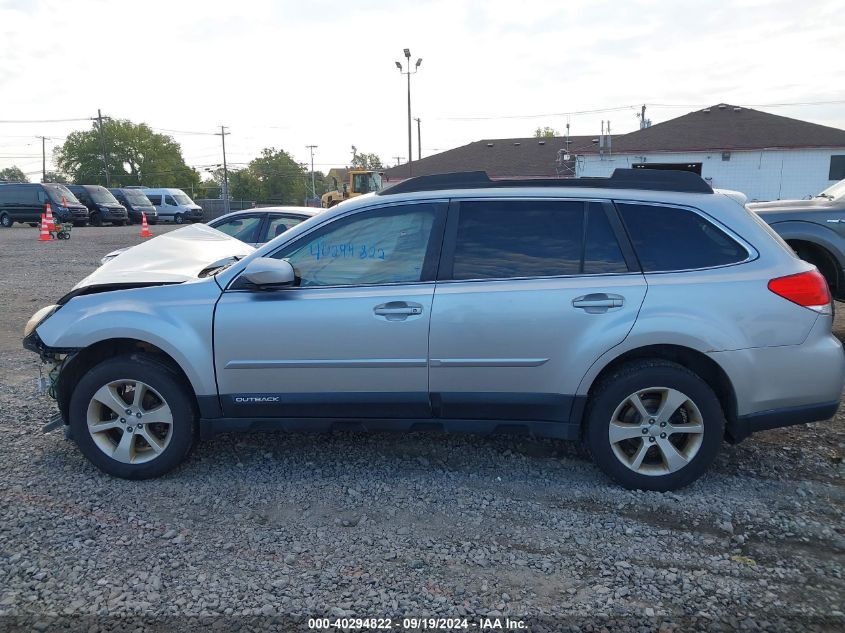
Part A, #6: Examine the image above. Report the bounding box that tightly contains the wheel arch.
[575,344,737,437]
[56,338,199,424]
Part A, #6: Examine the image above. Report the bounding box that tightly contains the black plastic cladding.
[378,168,714,196]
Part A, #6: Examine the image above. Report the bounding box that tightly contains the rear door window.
[147,194,162,205]
[213,215,264,243]
[262,214,307,242]
[451,200,584,279]
[448,200,629,280]
[584,207,629,274]
[617,202,747,272]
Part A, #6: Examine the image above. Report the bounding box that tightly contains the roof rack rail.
[378,168,713,196]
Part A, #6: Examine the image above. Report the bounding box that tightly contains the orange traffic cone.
[140,212,152,238]
[44,203,57,232]
[38,214,52,241]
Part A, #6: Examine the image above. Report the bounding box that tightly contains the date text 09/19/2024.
[307,617,528,630]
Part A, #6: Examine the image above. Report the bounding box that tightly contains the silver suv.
[23,169,845,490]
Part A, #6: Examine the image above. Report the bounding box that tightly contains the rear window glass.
[618,203,747,272]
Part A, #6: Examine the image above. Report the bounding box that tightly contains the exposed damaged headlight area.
[23,304,60,338]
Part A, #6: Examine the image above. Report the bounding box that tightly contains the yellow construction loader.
[321,169,383,208]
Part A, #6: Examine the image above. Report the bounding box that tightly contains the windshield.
[351,172,383,194]
[122,189,153,206]
[816,179,845,200]
[173,193,194,205]
[46,185,81,205]
[87,186,120,204]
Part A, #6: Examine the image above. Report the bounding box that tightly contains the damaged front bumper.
[23,328,78,433]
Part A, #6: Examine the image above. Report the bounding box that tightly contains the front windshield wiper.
[199,255,242,278]
[815,193,834,200]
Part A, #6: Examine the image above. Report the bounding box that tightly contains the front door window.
[272,204,439,286]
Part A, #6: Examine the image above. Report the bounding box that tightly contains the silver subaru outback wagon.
[24,169,844,491]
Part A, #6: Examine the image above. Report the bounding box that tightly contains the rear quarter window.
[617,202,748,272]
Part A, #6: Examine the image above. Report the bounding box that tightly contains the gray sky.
[1,0,843,181]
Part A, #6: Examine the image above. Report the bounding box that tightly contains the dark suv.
[66,185,128,227]
[749,179,845,300]
[109,188,158,225]
[0,183,89,227]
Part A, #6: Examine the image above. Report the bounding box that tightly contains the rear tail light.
[768,269,831,311]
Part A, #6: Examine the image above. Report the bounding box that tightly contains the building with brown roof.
[382,135,596,182]
[382,104,845,201]
[576,104,845,201]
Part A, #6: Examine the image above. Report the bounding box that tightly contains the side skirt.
[198,417,581,442]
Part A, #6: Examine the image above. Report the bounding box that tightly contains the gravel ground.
[0,224,843,632]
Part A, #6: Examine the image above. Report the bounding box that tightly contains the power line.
[0,117,91,124]
[436,98,845,121]
[151,126,219,136]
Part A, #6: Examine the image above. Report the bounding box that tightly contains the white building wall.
[575,148,844,201]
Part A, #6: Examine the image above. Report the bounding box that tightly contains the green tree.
[350,152,384,170]
[534,126,559,138]
[55,119,200,190]
[241,148,308,204]
[42,170,69,184]
[0,166,28,182]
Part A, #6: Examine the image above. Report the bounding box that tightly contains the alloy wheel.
[608,386,704,476]
[86,379,173,464]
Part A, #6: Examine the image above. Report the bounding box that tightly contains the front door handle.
[572,293,624,313]
[373,301,423,321]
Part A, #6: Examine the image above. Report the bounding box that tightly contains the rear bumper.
[727,400,840,443]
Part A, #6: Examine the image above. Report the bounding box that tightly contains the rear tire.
[68,354,197,479]
[0,213,12,228]
[585,360,724,491]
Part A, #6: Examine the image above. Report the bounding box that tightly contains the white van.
[141,188,203,224]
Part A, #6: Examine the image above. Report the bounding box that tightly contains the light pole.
[216,126,230,214]
[306,145,318,198]
[395,49,421,177]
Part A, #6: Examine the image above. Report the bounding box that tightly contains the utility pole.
[95,109,110,186]
[216,126,230,214]
[392,156,404,167]
[306,145,318,198]
[414,118,421,161]
[395,49,422,177]
[36,136,47,182]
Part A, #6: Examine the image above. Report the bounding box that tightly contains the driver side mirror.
[237,257,296,290]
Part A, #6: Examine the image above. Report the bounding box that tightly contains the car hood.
[75,223,255,290]
[747,198,834,213]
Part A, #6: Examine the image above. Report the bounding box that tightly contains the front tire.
[174,213,184,224]
[90,212,103,227]
[0,213,12,228]
[68,354,197,479]
[585,360,724,491]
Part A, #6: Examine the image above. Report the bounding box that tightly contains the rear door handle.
[572,293,624,313]
[373,301,423,321]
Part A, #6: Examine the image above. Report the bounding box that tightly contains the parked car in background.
[66,185,128,227]
[109,188,158,225]
[99,206,319,264]
[0,183,89,227]
[142,188,203,224]
[24,169,844,490]
[750,179,845,301]
[208,207,320,247]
